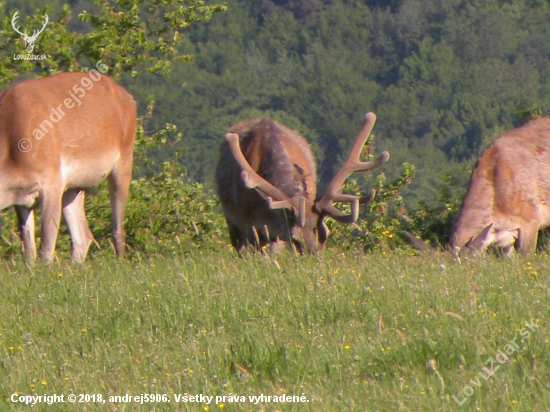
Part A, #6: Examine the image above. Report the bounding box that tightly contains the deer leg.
[39,189,63,262]
[62,190,93,263]
[517,222,539,257]
[14,206,36,262]
[244,225,263,251]
[107,159,132,258]
[226,219,245,252]
[502,245,515,256]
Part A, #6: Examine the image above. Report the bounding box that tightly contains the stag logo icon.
[12,11,49,54]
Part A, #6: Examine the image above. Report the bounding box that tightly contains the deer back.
[0,72,135,188]
[216,118,316,223]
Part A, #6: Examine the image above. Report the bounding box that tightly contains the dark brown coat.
[216,113,389,253]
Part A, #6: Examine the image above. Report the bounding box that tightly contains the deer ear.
[402,231,437,253]
[317,216,329,246]
[464,223,493,253]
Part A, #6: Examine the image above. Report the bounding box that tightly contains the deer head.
[12,11,49,54]
[217,112,389,254]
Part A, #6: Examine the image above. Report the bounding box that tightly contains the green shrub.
[407,172,466,248]
[85,167,226,257]
[325,131,416,251]
[83,97,227,257]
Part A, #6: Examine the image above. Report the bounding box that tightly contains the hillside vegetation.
[4,0,550,206]
[143,0,550,207]
[0,250,548,411]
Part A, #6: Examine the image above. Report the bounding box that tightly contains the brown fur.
[216,115,388,254]
[216,118,320,253]
[0,72,136,262]
[451,117,550,256]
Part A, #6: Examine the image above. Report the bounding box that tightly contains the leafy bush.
[326,163,415,252]
[85,168,226,257]
[324,134,469,253]
[407,172,467,249]
[325,130,416,251]
[83,97,228,257]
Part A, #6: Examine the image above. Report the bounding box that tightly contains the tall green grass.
[0,249,548,411]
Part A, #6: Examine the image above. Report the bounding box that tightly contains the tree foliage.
[0,0,226,80]
[139,0,549,206]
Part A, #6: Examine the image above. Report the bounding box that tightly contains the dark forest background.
[6,0,550,207]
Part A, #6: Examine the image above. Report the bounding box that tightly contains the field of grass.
[0,248,548,411]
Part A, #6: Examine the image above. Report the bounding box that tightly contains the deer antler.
[29,13,48,41]
[315,112,389,223]
[225,133,306,226]
[11,11,27,37]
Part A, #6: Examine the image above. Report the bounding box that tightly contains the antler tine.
[315,113,389,223]
[359,188,376,204]
[11,11,27,36]
[39,13,48,32]
[225,132,298,213]
[317,196,360,224]
[31,13,48,38]
[317,189,376,224]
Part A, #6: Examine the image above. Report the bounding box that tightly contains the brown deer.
[0,71,136,262]
[405,117,550,257]
[216,112,389,254]
[450,117,550,257]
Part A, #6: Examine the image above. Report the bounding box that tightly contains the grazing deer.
[0,71,136,262]
[450,117,550,257]
[216,112,389,254]
[11,11,49,54]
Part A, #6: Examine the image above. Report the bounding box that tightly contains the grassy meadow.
[0,248,548,411]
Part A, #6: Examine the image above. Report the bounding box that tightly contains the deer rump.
[216,114,389,254]
[451,117,550,256]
